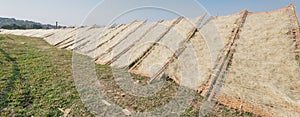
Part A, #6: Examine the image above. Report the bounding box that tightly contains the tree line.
[1,24,50,29]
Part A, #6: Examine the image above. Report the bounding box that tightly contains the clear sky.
[0,0,299,26]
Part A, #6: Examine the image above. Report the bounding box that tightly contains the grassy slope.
[0,34,256,116]
[0,35,91,116]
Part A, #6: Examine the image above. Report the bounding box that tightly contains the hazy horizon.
[0,0,299,26]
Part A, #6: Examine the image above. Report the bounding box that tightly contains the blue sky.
[0,0,298,26]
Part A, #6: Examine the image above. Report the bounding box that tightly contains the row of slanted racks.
[1,4,300,117]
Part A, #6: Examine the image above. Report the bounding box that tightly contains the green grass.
[0,34,256,116]
[0,35,92,116]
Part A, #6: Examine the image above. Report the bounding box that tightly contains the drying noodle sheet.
[97,22,157,64]
[93,21,144,62]
[220,10,300,116]
[199,13,241,65]
[86,24,129,57]
[131,16,203,77]
[44,28,78,45]
[165,32,212,89]
[57,27,92,48]
[111,19,176,68]
[77,27,115,55]
[31,29,59,38]
[68,27,105,51]
[0,29,59,38]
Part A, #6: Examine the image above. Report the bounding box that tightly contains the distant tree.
[1,24,12,29]
[1,24,27,29]
[19,25,26,29]
[31,24,43,29]
[0,17,67,29]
